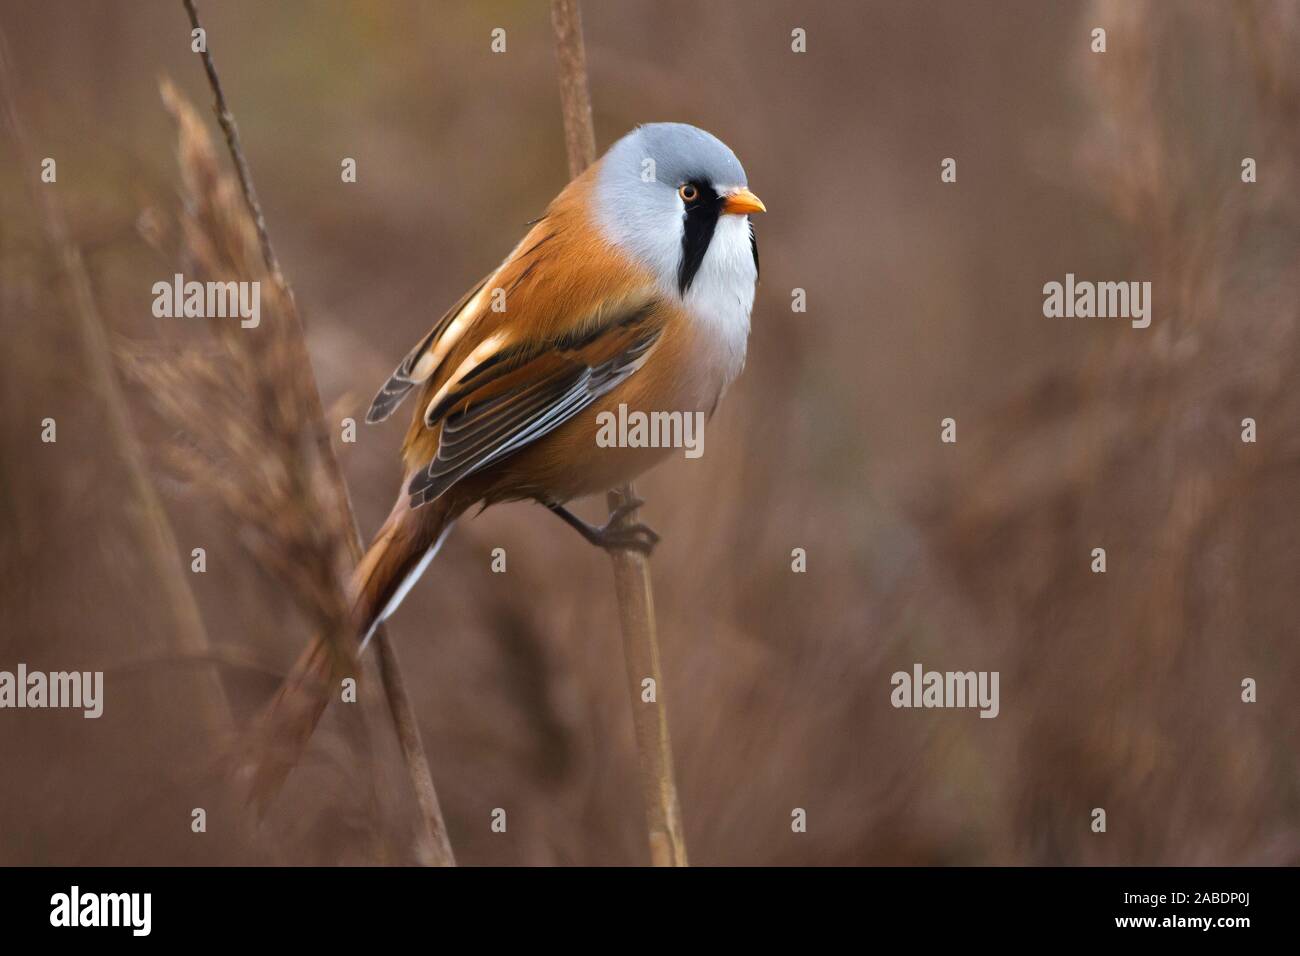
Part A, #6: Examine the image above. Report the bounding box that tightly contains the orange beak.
[722,187,766,216]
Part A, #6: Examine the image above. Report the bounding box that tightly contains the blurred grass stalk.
[550,0,689,867]
[0,27,233,737]
[177,0,453,865]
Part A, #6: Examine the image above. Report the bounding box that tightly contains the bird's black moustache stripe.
[677,180,722,295]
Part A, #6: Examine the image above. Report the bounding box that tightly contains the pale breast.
[681,212,757,400]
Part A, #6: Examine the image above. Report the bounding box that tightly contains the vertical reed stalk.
[0,27,232,737]
[549,0,689,867]
[180,0,454,865]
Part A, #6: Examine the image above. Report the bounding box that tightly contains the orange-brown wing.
[405,301,663,507]
[365,274,491,424]
[366,165,603,426]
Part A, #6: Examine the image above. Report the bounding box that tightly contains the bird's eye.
[678,183,698,203]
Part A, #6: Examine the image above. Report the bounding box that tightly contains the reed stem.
[180,0,454,866]
[549,0,689,867]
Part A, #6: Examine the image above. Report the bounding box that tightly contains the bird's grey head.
[593,123,764,298]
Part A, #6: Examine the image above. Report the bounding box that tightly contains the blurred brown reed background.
[1,0,1296,865]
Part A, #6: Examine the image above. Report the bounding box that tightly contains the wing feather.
[366,167,667,506]
[365,275,492,423]
[406,307,662,506]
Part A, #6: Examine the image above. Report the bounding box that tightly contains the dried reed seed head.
[160,78,263,280]
[131,79,359,661]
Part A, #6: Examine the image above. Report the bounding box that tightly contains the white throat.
[680,213,756,386]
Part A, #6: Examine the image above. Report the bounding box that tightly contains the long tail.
[241,491,454,817]
[353,492,455,652]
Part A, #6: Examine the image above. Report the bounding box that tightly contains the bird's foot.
[550,497,660,555]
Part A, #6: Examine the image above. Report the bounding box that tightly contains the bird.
[246,123,764,807]
[358,121,764,638]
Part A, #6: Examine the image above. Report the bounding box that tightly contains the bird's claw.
[606,496,646,526]
[592,519,660,555]
[550,498,659,555]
